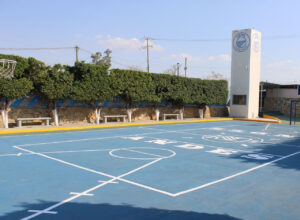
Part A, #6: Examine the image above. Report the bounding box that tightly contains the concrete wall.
[266,88,298,99]
[263,88,300,117]
[0,106,229,127]
[264,97,300,117]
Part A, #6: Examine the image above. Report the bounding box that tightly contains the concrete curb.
[0,117,280,135]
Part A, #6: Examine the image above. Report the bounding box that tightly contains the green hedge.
[112,69,228,108]
[0,54,228,108]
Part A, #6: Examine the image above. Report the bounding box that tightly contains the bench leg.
[46,120,50,126]
[104,118,107,123]
[18,121,22,127]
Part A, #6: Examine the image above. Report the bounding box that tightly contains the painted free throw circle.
[109,147,176,160]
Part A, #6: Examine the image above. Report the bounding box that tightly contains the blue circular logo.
[233,32,250,52]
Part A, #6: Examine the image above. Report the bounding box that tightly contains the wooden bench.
[103,115,127,123]
[16,117,52,127]
[162,113,180,120]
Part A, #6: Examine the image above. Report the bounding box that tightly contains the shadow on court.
[1,200,241,220]
[230,137,300,171]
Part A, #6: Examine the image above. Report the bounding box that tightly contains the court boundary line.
[13,145,175,197]
[11,145,300,219]
[6,122,298,219]
[13,143,300,199]
[20,156,164,220]
[15,124,241,147]
[173,150,300,196]
[140,135,254,154]
[0,149,113,157]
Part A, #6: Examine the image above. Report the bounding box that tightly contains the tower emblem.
[233,32,250,52]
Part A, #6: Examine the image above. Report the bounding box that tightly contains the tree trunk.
[1,100,12,128]
[127,109,132,123]
[52,107,59,126]
[179,107,184,120]
[95,108,101,124]
[155,108,160,121]
[1,109,7,128]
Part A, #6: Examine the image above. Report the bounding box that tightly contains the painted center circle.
[109,147,176,160]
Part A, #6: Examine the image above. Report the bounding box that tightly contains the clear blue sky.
[1,0,300,84]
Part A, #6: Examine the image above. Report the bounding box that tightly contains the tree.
[0,54,44,128]
[163,64,181,76]
[0,54,29,78]
[166,76,191,119]
[37,64,74,126]
[151,73,172,120]
[128,65,144,71]
[71,62,114,124]
[25,57,49,81]
[0,78,33,128]
[206,71,227,80]
[91,49,112,67]
[110,69,157,122]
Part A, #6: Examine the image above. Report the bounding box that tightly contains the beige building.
[230,29,261,118]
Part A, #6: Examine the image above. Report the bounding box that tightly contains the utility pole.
[75,45,79,62]
[142,37,153,72]
[177,63,180,76]
[184,57,187,77]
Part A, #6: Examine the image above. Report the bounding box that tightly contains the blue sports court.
[0,120,300,219]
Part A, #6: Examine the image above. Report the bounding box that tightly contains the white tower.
[230,29,261,118]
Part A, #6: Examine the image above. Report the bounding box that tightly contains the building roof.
[260,81,298,89]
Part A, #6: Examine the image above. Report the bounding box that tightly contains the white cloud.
[267,59,293,68]
[208,54,231,62]
[170,53,230,63]
[96,35,163,51]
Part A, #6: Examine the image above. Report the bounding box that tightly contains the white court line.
[125,148,165,158]
[12,146,175,198]
[173,150,300,196]
[98,180,119,184]
[13,145,175,196]
[264,123,271,131]
[27,210,57,214]
[142,124,240,133]
[13,146,118,180]
[69,192,94,196]
[141,135,252,153]
[15,125,241,147]
[21,158,163,220]
[146,125,298,145]
[0,149,112,157]
[13,144,300,213]
[141,135,286,159]
[0,152,22,157]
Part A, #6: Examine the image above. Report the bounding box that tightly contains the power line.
[0,46,96,63]
[151,34,300,42]
[79,48,93,54]
[0,47,75,51]
[111,60,132,69]
[152,38,229,42]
